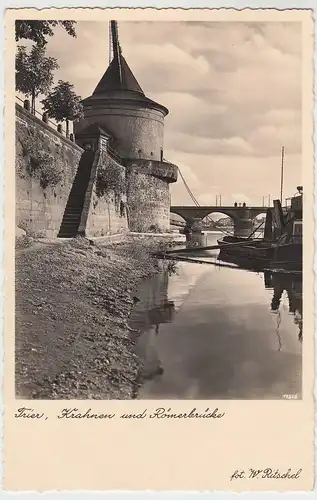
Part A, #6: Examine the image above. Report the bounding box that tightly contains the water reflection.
[129,237,302,399]
[130,273,177,383]
[148,301,176,333]
[264,271,303,343]
[218,250,303,344]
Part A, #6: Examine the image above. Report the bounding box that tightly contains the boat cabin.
[285,187,302,244]
[263,187,303,244]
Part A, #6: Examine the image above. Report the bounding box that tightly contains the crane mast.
[109,20,122,83]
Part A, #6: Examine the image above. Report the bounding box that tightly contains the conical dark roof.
[83,32,169,116]
[93,55,144,95]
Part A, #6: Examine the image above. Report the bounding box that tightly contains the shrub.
[18,124,63,189]
[27,151,63,189]
[149,224,163,234]
[96,156,126,208]
[17,220,45,238]
[15,234,34,249]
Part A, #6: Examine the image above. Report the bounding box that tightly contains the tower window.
[160,149,163,161]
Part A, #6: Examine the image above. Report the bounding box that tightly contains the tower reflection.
[129,272,175,382]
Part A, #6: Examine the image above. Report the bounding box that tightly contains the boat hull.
[217,237,302,272]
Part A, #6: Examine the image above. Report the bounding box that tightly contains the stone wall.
[16,104,173,238]
[125,159,177,233]
[16,104,83,238]
[125,158,178,183]
[126,166,171,232]
[83,151,129,237]
[74,103,165,161]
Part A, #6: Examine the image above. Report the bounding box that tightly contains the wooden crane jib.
[110,20,122,84]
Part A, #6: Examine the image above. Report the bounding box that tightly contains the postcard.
[3,7,315,491]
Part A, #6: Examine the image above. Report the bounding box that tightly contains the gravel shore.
[15,235,177,399]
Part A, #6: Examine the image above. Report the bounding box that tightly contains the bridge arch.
[202,210,238,221]
[170,207,241,224]
[201,211,235,232]
[170,205,266,238]
[249,208,269,219]
[250,211,267,233]
[170,211,187,229]
[202,209,240,221]
[252,211,267,223]
[170,210,187,222]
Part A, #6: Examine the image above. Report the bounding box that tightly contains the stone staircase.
[58,150,95,238]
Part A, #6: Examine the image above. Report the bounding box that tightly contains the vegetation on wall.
[17,123,63,189]
[41,80,84,138]
[27,152,63,189]
[96,155,126,208]
[17,219,46,239]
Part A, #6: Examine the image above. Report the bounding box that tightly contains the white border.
[1,1,316,498]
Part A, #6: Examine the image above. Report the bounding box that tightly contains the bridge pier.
[188,218,205,246]
[233,210,253,237]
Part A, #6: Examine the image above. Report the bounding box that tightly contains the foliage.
[16,44,59,113]
[96,156,126,203]
[17,220,46,239]
[28,152,63,189]
[16,20,76,46]
[149,224,163,234]
[19,125,63,189]
[41,80,84,136]
[112,237,178,276]
[15,234,34,250]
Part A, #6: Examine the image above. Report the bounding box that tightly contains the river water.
[129,232,302,400]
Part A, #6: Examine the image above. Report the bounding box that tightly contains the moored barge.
[217,187,303,271]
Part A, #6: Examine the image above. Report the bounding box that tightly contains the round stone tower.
[75,61,168,162]
[74,21,178,233]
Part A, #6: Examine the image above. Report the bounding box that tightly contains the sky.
[19,20,302,208]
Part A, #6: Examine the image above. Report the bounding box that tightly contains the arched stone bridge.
[170,205,268,237]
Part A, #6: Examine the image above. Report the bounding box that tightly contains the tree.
[16,20,76,46]
[41,80,84,137]
[16,44,59,114]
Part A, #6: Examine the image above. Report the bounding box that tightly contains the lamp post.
[263,195,271,207]
[280,146,285,204]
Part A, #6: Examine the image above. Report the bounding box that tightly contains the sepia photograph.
[4,6,315,492]
[15,17,303,401]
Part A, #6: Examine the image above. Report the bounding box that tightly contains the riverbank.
[15,235,178,399]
